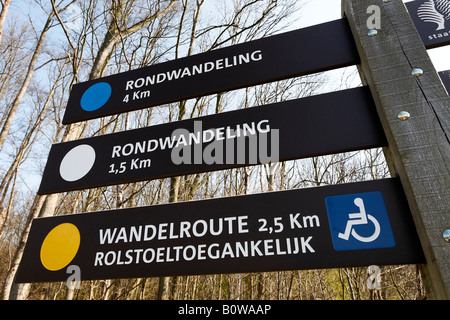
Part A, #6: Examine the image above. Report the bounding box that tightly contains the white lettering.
[94,237,313,267]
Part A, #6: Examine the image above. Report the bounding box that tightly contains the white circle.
[59,144,96,182]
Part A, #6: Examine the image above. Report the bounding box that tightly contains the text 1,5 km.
[109,158,151,175]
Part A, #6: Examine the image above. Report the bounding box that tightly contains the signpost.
[16,178,424,283]
[61,19,359,124]
[344,0,450,300]
[38,87,386,194]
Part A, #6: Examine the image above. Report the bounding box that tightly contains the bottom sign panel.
[16,178,424,283]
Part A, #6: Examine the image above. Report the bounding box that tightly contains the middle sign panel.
[38,87,386,195]
[19,178,425,283]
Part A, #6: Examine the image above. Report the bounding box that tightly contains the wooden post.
[343,0,450,299]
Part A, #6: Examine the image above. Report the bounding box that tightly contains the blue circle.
[80,82,112,111]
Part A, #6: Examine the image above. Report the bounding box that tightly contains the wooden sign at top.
[17,178,424,283]
[406,0,450,49]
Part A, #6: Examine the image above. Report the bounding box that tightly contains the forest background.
[0,0,447,300]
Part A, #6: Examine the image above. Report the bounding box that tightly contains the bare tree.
[2,0,179,300]
[0,0,12,45]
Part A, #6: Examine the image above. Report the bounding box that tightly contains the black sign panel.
[62,19,359,124]
[38,87,386,195]
[16,178,425,283]
[439,69,450,93]
[406,0,450,49]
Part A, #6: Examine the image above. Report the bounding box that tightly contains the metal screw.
[444,230,450,243]
[382,0,391,3]
[368,29,378,37]
[397,111,410,120]
[411,68,423,77]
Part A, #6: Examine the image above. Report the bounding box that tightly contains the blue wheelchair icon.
[325,191,395,251]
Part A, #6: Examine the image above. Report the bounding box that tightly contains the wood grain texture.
[343,0,450,299]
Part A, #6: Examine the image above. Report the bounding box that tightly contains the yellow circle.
[40,223,80,271]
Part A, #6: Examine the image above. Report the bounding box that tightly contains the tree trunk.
[0,0,12,45]
[1,194,47,299]
[157,176,180,300]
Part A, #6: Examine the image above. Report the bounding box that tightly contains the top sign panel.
[62,19,359,124]
[406,0,450,49]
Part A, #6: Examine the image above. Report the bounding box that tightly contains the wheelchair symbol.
[338,197,380,243]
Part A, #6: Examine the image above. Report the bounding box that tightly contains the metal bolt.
[397,111,410,120]
[368,29,378,37]
[411,68,423,77]
[382,0,391,3]
[444,230,450,243]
